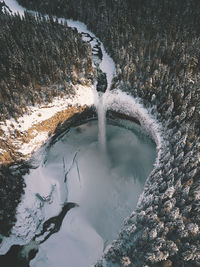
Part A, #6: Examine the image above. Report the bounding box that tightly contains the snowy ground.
[0,85,94,158]
[4,0,25,15]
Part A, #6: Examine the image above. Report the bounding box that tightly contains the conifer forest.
[0,1,200,267]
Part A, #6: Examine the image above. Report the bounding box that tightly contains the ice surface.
[29,120,156,267]
[30,209,104,267]
[0,120,156,266]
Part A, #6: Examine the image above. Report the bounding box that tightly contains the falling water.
[97,93,106,152]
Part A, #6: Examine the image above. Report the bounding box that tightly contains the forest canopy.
[0,11,94,120]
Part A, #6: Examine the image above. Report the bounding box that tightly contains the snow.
[4,0,25,15]
[66,19,116,90]
[0,85,95,157]
[0,157,68,254]
[0,148,5,154]
[103,89,163,160]
[99,48,115,90]
[30,209,104,267]
[18,132,49,155]
[1,85,94,135]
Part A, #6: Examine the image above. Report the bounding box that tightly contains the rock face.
[2,0,200,266]
[96,70,107,93]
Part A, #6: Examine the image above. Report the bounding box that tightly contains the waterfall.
[68,24,115,153]
[97,93,106,152]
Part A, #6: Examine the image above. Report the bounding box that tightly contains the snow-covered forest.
[0,0,200,266]
[0,11,94,120]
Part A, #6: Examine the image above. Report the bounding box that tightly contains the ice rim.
[0,0,165,262]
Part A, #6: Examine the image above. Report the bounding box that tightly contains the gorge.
[0,0,200,267]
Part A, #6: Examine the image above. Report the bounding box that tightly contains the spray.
[97,93,106,152]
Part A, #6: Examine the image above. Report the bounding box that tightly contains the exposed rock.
[96,70,107,92]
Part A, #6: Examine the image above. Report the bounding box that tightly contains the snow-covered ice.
[30,209,104,267]
[26,120,155,267]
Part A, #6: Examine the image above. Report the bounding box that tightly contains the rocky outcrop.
[96,70,107,93]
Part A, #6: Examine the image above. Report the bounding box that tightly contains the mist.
[31,119,156,267]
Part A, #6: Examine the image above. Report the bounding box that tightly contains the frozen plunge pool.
[30,119,156,267]
[0,118,156,267]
